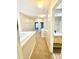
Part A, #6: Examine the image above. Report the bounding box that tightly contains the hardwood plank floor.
[30,32,62,59]
[30,32,52,59]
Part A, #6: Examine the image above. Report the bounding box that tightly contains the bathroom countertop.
[54,33,62,36]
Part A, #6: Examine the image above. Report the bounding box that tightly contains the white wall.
[46,0,60,53]
[19,13,34,32]
[54,16,62,33]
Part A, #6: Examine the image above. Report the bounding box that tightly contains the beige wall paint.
[19,13,34,32]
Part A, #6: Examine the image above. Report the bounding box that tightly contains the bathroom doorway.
[34,22,44,32]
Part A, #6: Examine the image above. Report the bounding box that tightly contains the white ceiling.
[17,0,62,18]
[18,0,51,17]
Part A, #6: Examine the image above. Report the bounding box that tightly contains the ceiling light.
[36,0,44,8]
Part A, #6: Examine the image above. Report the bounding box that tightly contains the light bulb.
[37,0,44,8]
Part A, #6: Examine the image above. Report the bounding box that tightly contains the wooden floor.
[30,32,62,59]
[30,32,52,59]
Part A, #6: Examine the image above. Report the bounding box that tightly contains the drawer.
[54,36,62,44]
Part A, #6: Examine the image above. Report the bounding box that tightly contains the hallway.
[30,32,53,59]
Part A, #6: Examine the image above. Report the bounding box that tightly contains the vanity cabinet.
[53,36,62,53]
